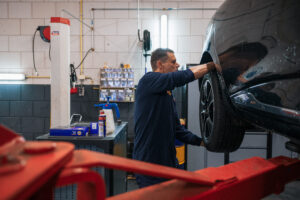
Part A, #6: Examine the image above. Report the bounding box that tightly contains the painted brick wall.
[0,0,224,85]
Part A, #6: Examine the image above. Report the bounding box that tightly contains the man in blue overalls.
[133,48,215,188]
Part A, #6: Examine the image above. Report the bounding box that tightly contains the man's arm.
[175,114,202,146]
[189,62,216,80]
[142,70,195,94]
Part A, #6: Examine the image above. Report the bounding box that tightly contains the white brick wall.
[94,19,117,36]
[56,2,79,18]
[117,19,138,35]
[0,0,224,85]
[0,36,8,51]
[105,36,129,52]
[154,2,179,19]
[169,19,190,36]
[178,36,203,53]
[141,19,159,36]
[69,19,81,35]
[70,52,81,68]
[191,19,210,36]
[93,52,117,68]
[117,53,143,70]
[83,2,105,19]
[0,3,8,19]
[129,2,153,19]
[0,52,21,68]
[21,52,45,69]
[32,3,55,19]
[94,36,105,52]
[9,36,32,52]
[203,1,222,18]
[70,35,80,52]
[168,36,178,52]
[0,19,20,35]
[105,2,129,19]
[190,52,203,63]
[128,36,143,53]
[178,2,203,19]
[21,19,45,35]
[9,2,31,19]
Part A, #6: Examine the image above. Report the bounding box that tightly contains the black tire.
[199,71,245,152]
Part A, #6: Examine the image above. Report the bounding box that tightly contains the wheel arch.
[198,52,214,90]
[199,51,246,126]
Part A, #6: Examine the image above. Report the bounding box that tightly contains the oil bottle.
[98,110,106,137]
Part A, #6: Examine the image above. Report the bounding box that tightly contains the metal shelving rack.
[99,67,135,103]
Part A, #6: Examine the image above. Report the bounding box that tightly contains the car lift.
[1,125,300,200]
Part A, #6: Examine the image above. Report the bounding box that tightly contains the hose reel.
[138,29,151,73]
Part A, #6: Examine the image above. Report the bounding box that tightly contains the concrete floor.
[263,181,300,200]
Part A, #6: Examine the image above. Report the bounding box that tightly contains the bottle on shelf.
[98,110,106,137]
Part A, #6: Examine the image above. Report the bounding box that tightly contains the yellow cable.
[80,0,83,75]
[26,76,50,79]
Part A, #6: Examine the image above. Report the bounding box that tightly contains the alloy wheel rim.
[200,79,214,139]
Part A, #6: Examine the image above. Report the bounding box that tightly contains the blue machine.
[94,96,120,120]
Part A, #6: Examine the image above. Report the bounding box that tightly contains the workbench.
[36,122,128,197]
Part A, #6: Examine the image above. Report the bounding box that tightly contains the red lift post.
[0,125,299,200]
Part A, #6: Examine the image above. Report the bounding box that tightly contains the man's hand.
[200,140,205,146]
[190,62,216,80]
[206,62,216,71]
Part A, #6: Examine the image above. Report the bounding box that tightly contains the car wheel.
[199,70,245,152]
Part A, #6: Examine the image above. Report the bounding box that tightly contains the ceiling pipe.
[91,8,218,11]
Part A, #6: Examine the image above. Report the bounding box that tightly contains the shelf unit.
[99,67,135,102]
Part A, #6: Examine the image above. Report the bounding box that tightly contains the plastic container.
[99,89,108,101]
[110,89,117,101]
[89,122,98,136]
[103,109,115,135]
[117,89,125,101]
[100,78,107,87]
[98,110,106,137]
[175,139,185,169]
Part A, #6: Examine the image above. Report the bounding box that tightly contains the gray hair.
[150,48,174,71]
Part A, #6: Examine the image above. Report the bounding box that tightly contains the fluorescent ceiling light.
[0,73,26,81]
[160,15,168,48]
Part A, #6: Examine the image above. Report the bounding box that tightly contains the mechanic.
[133,48,216,188]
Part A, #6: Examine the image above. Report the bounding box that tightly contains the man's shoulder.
[139,72,159,83]
[143,72,159,78]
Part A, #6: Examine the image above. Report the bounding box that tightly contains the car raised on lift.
[198,0,300,152]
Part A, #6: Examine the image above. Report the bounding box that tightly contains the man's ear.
[156,60,163,72]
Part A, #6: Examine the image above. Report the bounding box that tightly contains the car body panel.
[201,0,300,141]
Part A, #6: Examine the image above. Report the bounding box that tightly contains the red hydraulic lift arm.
[64,149,300,200]
[106,156,300,200]
[1,125,300,200]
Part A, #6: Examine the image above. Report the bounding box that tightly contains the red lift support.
[0,125,299,200]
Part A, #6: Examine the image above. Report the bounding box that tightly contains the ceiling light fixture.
[0,73,26,81]
[160,15,168,48]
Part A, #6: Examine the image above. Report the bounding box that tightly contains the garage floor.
[263,181,300,200]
